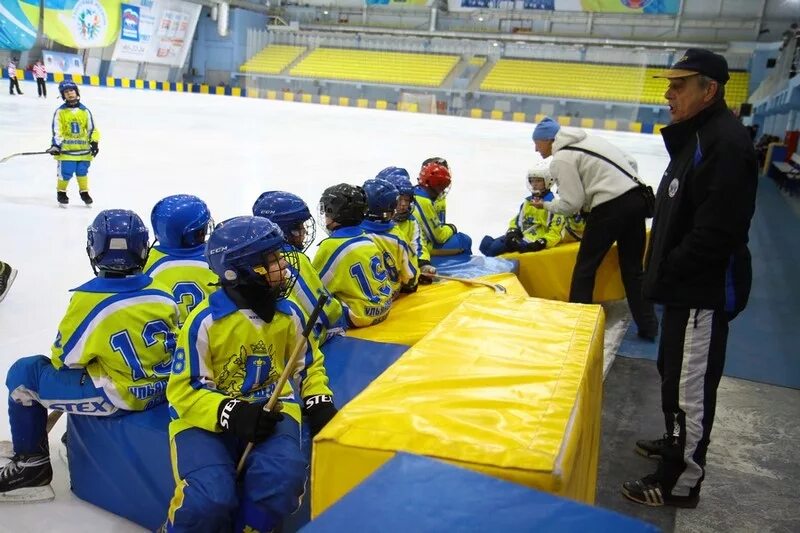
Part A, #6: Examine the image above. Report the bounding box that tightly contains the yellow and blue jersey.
[166,289,331,437]
[51,103,99,162]
[143,244,218,327]
[394,217,429,264]
[508,192,566,249]
[412,187,455,253]
[312,226,393,328]
[360,219,418,293]
[289,249,346,344]
[563,213,587,242]
[51,274,180,411]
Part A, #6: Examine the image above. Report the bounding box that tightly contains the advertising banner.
[453,0,679,14]
[365,0,430,5]
[0,0,38,50]
[42,49,86,74]
[111,0,201,67]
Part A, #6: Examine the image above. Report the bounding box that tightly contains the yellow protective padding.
[503,241,625,302]
[312,293,605,516]
[346,273,526,346]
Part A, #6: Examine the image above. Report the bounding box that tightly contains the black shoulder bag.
[560,146,656,218]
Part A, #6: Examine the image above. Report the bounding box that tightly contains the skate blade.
[0,484,55,503]
[58,204,68,209]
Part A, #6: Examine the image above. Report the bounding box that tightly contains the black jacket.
[643,99,757,315]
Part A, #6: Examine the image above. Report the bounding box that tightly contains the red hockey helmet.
[418,162,451,193]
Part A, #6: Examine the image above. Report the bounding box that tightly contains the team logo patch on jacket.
[668,178,680,198]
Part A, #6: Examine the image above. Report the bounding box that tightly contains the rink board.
[305,453,659,533]
[311,293,605,516]
[503,240,626,302]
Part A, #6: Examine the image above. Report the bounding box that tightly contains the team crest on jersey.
[217,341,278,396]
[668,178,680,198]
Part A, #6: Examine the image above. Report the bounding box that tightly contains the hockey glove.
[90,142,99,156]
[418,260,436,284]
[303,395,337,438]
[520,239,547,253]
[505,228,523,251]
[217,398,283,443]
[46,145,61,156]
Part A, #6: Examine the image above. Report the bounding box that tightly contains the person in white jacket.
[531,117,658,340]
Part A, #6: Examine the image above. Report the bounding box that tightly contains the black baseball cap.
[654,48,730,84]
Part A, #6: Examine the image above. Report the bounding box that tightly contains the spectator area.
[289,48,460,87]
[481,59,750,108]
[239,45,306,74]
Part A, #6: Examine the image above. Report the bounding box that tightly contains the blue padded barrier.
[302,453,659,533]
[431,254,518,279]
[68,336,408,530]
[67,405,172,531]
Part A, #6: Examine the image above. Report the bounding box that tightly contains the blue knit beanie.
[532,117,560,141]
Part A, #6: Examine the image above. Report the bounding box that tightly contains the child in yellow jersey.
[361,178,418,295]
[145,194,218,326]
[165,216,336,533]
[412,160,473,257]
[46,80,100,207]
[1,210,179,502]
[479,163,566,256]
[252,190,346,344]
[377,166,436,284]
[313,183,393,327]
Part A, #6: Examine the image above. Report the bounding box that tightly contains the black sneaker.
[0,262,17,303]
[57,191,69,206]
[622,474,699,508]
[80,191,93,205]
[635,433,676,459]
[0,454,53,496]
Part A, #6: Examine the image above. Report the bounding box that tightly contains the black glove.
[418,260,434,285]
[505,228,523,250]
[446,223,458,234]
[217,398,283,443]
[46,145,60,155]
[90,142,99,156]
[519,239,547,253]
[303,395,337,438]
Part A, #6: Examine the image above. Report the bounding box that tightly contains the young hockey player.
[252,190,346,343]
[46,80,100,207]
[479,163,566,257]
[377,167,437,283]
[1,210,179,502]
[412,161,472,256]
[361,178,418,295]
[145,194,218,326]
[165,216,336,533]
[313,183,393,327]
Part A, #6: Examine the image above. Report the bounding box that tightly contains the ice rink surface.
[0,82,670,531]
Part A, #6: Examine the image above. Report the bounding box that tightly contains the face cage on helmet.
[246,246,300,300]
[317,202,332,236]
[286,216,316,252]
[185,217,215,247]
[527,176,548,195]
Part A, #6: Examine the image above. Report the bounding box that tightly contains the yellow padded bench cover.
[312,293,605,516]
[503,241,625,302]
[347,272,526,346]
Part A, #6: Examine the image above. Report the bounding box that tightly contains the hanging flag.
[0,0,38,50]
[38,0,122,48]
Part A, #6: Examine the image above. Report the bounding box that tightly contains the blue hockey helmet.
[58,80,80,104]
[376,166,410,181]
[151,194,212,249]
[86,209,150,274]
[205,216,298,298]
[363,178,400,222]
[252,191,315,252]
[378,170,414,197]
